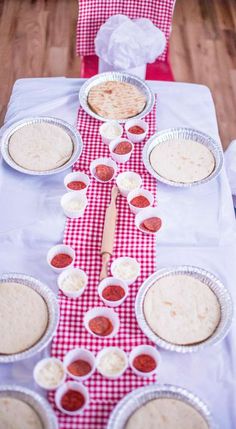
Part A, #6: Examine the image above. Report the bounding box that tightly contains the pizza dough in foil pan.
[135,266,233,353]
[142,128,223,187]
[0,273,59,363]
[0,385,58,429]
[79,71,155,122]
[107,384,217,429]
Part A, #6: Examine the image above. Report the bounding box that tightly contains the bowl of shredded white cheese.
[33,357,66,390]
[111,257,140,286]
[58,268,88,298]
[116,171,142,197]
[61,192,88,219]
[96,347,128,379]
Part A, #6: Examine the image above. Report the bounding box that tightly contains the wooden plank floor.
[0,0,235,149]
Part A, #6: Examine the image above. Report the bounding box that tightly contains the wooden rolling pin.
[100,185,119,281]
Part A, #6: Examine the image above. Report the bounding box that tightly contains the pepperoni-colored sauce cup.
[129,345,161,378]
[64,348,96,381]
[84,307,120,338]
[98,278,128,307]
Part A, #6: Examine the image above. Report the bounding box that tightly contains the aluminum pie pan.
[0,273,59,363]
[79,71,155,123]
[0,384,58,429]
[107,384,217,429]
[135,266,233,353]
[142,128,223,187]
[1,116,83,175]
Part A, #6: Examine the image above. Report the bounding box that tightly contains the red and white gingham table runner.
[76,0,175,62]
[49,99,157,428]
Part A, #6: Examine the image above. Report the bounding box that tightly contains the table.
[0,77,236,428]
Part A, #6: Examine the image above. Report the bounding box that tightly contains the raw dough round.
[9,122,73,171]
[88,81,146,119]
[125,398,208,429]
[150,139,215,183]
[0,397,43,429]
[0,282,48,354]
[143,275,221,345]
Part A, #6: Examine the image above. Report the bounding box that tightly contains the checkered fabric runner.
[49,98,157,428]
[76,0,175,62]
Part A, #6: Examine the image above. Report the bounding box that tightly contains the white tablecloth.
[0,77,236,428]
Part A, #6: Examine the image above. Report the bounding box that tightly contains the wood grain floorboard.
[0,0,235,149]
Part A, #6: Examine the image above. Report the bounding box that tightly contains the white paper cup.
[55,381,89,416]
[63,348,96,381]
[84,307,120,339]
[125,119,148,143]
[47,244,75,273]
[60,192,88,219]
[96,347,128,379]
[98,277,128,307]
[64,172,90,194]
[129,345,161,378]
[33,357,66,390]
[109,138,134,164]
[99,121,123,146]
[127,188,154,215]
[116,171,142,197]
[110,257,140,286]
[90,157,118,183]
[57,267,88,299]
[135,207,162,235]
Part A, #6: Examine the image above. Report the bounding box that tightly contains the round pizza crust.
[9,122,73,172]
[0,397,43,429]
[0,282,48,354]
[125,398,208,429]
[143,275,221,345]
[87,81,146,120]
[149,138,215,183]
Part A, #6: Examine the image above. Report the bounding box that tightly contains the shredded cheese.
[63,198,86,212]
[60,272,86,292]
[113,259,140,281]
[98,350,126,376]
[35,359,64,388]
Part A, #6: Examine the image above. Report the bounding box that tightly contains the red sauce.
[89,316,113,336]
[67,359,92,377]
[114,141,132,155]
[95,165,114,182]
[102,285,125,301]
[133,354,157,373]
[128,125,144,135]
[61,389,85,412]
[140,217,162,233]
[130,195,150,208]
[67,181,86,191]
[51,253,73,268]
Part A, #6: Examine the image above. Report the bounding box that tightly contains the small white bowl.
[63,348,96,382]
[90,157,118,183]
[60,192,88,219]
[111,256,140,286]
[55,381,89,416]
[116,171,142,197]
[47,244,75,273]
[57,267,88,298]
[99,120,123,145]
[129,345,161,378]
[125,119,148,143]
[98,277,128,308]
[109,138,134,164]
[84,307,120,339]
[96,347,128,379]
[135,207,162,235]
[33,357,66,390]
[64,172,90,194]
[127,188,154,215]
